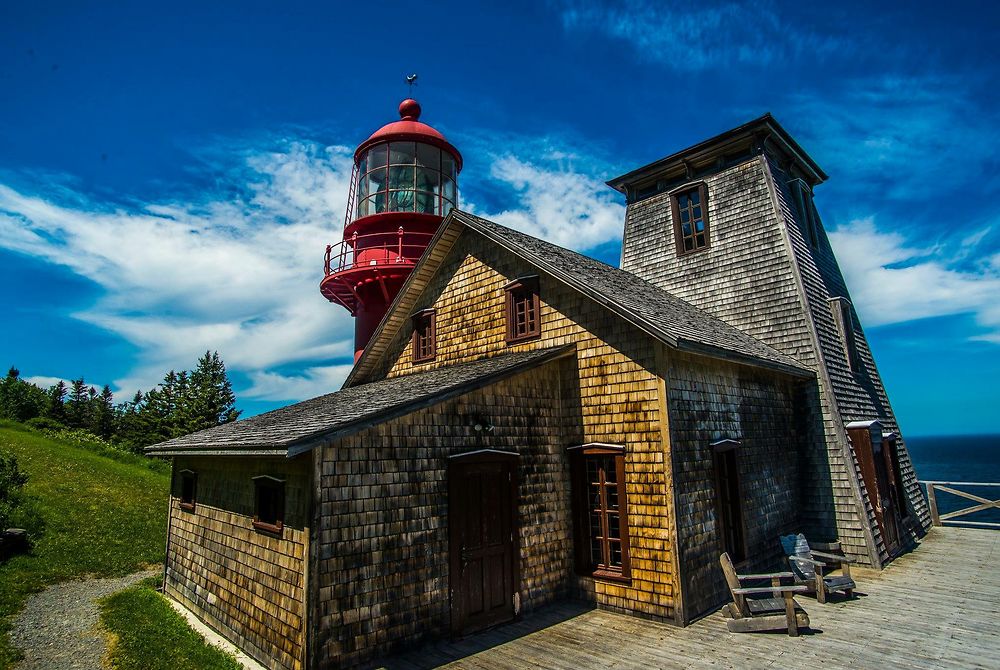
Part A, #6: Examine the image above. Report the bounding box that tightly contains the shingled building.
[148,113,929,670]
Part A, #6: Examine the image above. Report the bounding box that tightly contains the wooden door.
[448,451,519,636]
[848,425,901,555]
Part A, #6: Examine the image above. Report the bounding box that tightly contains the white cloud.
[828,218,1000,338]
[0,141,358,402]
[244,364,356,401]
[555,0,847,70]
[783,75,1000,202]
[474,155,625,250]
[0,132,628,405]
[23,375,71,390]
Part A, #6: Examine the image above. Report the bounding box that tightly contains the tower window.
[670,183,710,255]
[411,309,436,363]
[569,444,631,581]
[252,476,285,535]
[504,276,540,343]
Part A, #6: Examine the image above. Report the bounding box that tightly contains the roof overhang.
[607,113,827,197]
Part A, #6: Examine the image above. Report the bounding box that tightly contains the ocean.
[906,434,1000,526]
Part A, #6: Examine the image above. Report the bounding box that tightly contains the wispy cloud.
[828,218,1000,339]
[784,75,1000,203]
[554,0,848,70]
[0,131,626,403]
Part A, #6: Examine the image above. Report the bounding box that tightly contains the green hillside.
[0,422,170,668]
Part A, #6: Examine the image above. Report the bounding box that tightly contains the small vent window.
[411,309,436,363]
[179,470,197,512]
[253,476,285,535]
[670,183,710,255]
[504,276,540,343]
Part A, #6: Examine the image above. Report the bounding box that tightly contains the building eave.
[607,114,827,195]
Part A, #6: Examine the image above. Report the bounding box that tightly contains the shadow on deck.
[377,527,1000,669]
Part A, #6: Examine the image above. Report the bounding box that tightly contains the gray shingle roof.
[145,346,572,457]
[454,211,810,376]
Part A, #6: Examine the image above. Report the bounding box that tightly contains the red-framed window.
[411,309,436,363]
[504,276,540,343]
[570,444,632,582]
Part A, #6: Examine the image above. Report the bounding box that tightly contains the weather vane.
[406,73,418,94]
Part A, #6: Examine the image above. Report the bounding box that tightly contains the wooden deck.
[379,527,1000,669]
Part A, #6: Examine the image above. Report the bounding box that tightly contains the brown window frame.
[569,444,632,583]
[712,439,746,564]
[252,475,285,535]
[179,469,197,512]
[504,275,541,344]
[670,183,710,256]
[411,308,436,363]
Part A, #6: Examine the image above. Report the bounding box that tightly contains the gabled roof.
[145,346,573,458]
[348,210,811,386]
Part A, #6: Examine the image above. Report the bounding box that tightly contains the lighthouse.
[321,98,462,361]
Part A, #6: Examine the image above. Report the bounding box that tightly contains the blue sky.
[1,1,998,435]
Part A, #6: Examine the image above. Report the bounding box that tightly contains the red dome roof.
[354,98,462,170]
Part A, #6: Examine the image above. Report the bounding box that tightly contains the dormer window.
[504,276,540,343]
[829,297,860,373]
[670,184,710,255]
[411,309,436,363]
[788,178,820,248]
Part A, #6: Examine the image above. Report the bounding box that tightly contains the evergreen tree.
[91,385,116,439]
[66,378,93,429]
[116,391,147,453]
[185,351,241,433]
[0,367,46,422]
[45,380,68,425]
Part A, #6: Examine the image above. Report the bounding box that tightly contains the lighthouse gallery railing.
[324,229,436,276]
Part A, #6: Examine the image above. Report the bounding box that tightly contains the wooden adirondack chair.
[780,534,857,604]
[719,552,810,636]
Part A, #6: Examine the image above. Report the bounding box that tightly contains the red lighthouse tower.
[321,98,462,361]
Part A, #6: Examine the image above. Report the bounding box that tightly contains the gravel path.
[10,567,160,670]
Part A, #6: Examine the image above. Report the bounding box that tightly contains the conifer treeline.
[0,351,241,452]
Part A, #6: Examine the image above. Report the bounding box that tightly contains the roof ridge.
[453,211,809,375]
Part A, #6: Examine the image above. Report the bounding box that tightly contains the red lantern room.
[320,98,462,361]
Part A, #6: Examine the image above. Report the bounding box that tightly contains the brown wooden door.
[448,451,519,636]
[848,425,901,556]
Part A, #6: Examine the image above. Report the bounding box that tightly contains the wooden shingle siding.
[764,157,930,559]
[166,457,310,670]
[313,365,572,669]
[379,231,676,617]
[665,349,801,621]
[621,152,929,567]
[320,232,679,665]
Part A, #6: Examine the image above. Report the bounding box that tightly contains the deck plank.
[377,528,1000,669]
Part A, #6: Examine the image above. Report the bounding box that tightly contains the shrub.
[24,417,65,433]
[0,450,28,530]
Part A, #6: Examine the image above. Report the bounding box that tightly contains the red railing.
[324,228,436,276]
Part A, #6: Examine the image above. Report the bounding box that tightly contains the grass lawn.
[101,577,241,670]
[0,422,170,669]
